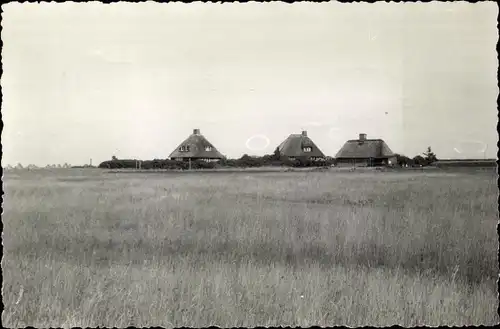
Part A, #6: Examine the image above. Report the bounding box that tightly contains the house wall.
[336,159,369,167]
[373,158,389,166]
[286,156,325,161]
[174,157,220,163]
[336,158,392,167]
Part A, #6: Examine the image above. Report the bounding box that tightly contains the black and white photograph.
[1,1,498,327]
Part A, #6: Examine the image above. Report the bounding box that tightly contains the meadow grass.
[2,168,498,327]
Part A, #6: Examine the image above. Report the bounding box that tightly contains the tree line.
[98,147,439,169]
[99,148,335,169]
[393,147,438,167]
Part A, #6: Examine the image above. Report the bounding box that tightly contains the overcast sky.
[2,2,498,166]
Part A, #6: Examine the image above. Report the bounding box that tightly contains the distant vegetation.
[394,146,495,169]
[432,159,497,168]
[97,146,446,170]
[394,146,438,167]
[3,163,96,170]
[98,148,337,170]
[6,146,494,171]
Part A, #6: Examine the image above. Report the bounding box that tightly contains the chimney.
[193,128,200,135]
[302,130,307,137]
[359,133,367,141]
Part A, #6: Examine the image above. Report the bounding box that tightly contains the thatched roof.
[336,134,394,159]
[169,129,224,159]
[277,131,325,158]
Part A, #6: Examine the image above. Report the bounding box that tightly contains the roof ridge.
[277,132,325,158]
[335,138,393,158]
[168,132,224,159]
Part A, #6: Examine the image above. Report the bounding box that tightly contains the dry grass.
[2,168,499,327]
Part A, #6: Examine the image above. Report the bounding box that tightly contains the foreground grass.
[2,169,499,327]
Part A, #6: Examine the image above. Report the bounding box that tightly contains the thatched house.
[335,133,396,167]
[276,131,325,160]
[169,129,224,162]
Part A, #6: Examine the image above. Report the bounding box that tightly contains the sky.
[2,1,498,166]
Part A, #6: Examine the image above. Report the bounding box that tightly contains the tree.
[394,153,413,167]
[272,147,281,161]
[413,155,425,167]
[422,146,437,165]
[112,156,118,161]
[237,154,261,167]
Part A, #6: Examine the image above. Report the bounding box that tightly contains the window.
[303,147,312,152]
[179,145,191,152]
[205,146,212,152]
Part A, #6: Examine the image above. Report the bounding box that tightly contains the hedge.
[98,156,336,170]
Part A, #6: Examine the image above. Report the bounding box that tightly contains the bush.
[191,160,217,169]
[394,154,414,167]
[219,158,238,167]
[235,155,263,168]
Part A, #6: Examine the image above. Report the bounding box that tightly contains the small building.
[169,129,224,162]
[335,133,396,167]
[276,130,325,160]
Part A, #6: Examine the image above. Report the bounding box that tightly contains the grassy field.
[2,168,498,327]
